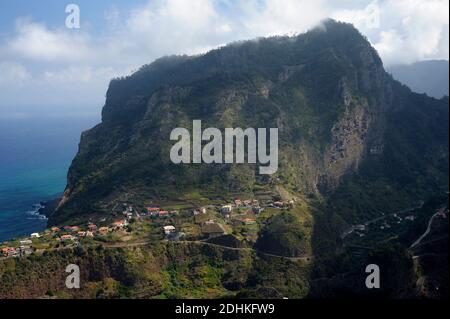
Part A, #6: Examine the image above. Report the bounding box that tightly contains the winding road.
[410,207,446,249]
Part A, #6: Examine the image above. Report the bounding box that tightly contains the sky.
[0,0,448,119]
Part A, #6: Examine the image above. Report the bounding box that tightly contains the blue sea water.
[0,116,98,242]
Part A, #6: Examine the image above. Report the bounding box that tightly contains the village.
[1,197,296,260]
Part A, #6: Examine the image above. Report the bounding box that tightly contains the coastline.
[0,196,61,244]
[37,197,61,220]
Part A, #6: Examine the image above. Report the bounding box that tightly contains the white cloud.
[333,1,381,30]
[3,0,449,68]
[7,18,92,62]
[121,0,232,59]
[42,66,125,84]
[333,0,449,66]
[0,0,448,112]
[236,0,330,37]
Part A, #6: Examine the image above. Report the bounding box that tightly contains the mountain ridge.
[2,19,448,300]
[50,20,448,240]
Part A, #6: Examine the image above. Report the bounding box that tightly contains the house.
[354,225,366,231]
[11,248,20,257]
[205,219,216,225]
[193,210,201,216]
[19,246,32,256]
[51,227,60,233]
[221,205,232,214]
[88,224,98,231]
[111,220,127,229]
[98,227,109,235]
[1,247,8,257]
[158,211,170,218]
[405,215,416,221]
[63,226,77,232]
[273,201,284,208]
[77,231,87,238]
[163,225,176,235]
[60,235,74,242]
[147,207,160,215]
[86,231,94,238]
[30,233,40,238]
[1,247,18,258]
[234,199,243,207]
[199,207,206,214]
[19,239,32,245]
[147,208,161,217]
[201,222,226,238]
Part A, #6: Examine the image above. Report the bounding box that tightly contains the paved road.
[176,240,314,262]
[410,207,446,249]
[341,203,424,239]
[103,239,314,262]
[412,253,441,260]
[103,240,149,248]
[1,238,313,263]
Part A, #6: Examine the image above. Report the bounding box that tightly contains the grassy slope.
[0,242,312,299]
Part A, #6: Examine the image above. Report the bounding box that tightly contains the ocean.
[0,116,98,243]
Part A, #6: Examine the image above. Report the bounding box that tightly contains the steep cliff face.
[51,20,448,226]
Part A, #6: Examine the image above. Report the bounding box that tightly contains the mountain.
[0,20,449,298]
[51,20,448,229]
[387,60,449,99]
[2,19,448,299]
